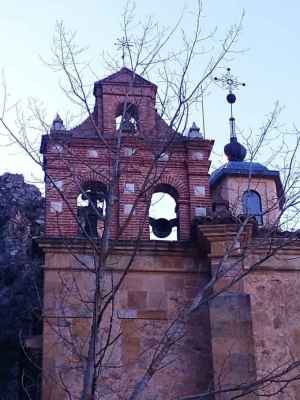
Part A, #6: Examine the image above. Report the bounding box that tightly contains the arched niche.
[115,102,139,134]
[77,181,107,237]
[242,190,263,225]
[149,183,179,241]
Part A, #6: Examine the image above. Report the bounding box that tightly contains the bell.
[82,189,106,203]
[149,217,178,238]
[119,112,136,133]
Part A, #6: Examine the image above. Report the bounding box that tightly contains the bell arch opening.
[77,181,107,237]
[115,102,139,134]
[149,184,179,241]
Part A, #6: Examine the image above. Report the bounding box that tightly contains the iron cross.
[114,37,133,67]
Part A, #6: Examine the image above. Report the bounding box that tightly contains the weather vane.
[214,68,246,139]
[114,36,133,67]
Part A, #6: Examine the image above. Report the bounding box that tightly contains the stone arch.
[152,183,179,202]
[115,101,138,118]
[153,175,186,199]
[77,171,110,188]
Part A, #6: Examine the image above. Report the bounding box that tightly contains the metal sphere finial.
[226,93,236,104]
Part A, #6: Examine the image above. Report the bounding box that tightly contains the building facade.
[39,68,300,400]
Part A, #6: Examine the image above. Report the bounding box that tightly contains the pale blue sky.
[0,0,299,183]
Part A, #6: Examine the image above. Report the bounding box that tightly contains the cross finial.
[114,36,133,67]
[214,68,246,94]
[214,68,246,139]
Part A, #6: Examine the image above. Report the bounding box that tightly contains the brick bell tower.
[39,68,217,400]
[40,67,214,241]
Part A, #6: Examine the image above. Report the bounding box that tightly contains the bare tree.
[1,2,300,400]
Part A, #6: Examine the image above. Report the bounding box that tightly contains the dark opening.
[115,103,138,134]
[242,190,263,225]
[77,181,107,237]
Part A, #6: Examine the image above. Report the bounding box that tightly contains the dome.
[224,137,246,161]
[209,160,279,188]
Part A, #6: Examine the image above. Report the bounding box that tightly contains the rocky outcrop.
[0,173,44,400]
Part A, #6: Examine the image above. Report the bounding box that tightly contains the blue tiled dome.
[209,161,279,187]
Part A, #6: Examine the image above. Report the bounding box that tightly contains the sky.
[0,0,300,186]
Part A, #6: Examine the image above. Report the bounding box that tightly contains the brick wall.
[42,68,213,241]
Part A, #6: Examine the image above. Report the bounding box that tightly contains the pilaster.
[197,224,257,399]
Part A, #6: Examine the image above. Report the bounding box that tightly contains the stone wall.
[245,252,300,399]
[197,223,300,400]
[40,241,214,400]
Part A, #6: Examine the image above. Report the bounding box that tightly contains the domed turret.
[210,68,283,226]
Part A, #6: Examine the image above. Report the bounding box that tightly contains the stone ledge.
[118,309,167,320]
[37,237,196,256]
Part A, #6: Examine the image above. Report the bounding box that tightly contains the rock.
[0,173,44,399]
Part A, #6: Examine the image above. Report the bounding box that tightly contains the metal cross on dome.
[114,36,133,67]
[214,68,246,139]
